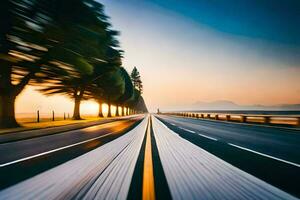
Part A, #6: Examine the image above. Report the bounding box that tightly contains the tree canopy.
[0,0,147,128]
[131,67,143,94]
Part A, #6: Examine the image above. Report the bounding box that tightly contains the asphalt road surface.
[0,115,143,189]
[0,114,299,199]
[156,114,300,197]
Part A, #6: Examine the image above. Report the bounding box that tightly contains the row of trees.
[0,0,147,128]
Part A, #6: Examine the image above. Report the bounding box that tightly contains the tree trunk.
[107,103,112,117]
[0,94,19,128]
[0,61,36,128]
[73,95,82,120]
[115,105,119,116]
[98,101,104,117]
[0,64,19,128]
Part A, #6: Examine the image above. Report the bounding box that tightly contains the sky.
[16,0,300,114]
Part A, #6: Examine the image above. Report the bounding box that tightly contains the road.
[0,114,299,199]
[0,115,143,189]
[156,114,300,197]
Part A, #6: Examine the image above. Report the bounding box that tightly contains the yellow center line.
[142,117,156,200]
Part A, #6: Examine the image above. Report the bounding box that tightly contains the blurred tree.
[0,0,110,126]
[131,66,143,94]
[0,0,143,127]
[94,68,125,117]
[115,67,134,116]
[127,88,141,112]
[133,96,148,113]
[0,0,54,127]
[37,0,122,120]
[39,47,122,119]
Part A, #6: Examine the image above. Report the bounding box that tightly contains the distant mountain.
[183,100,300,111]
[273,104,300,110]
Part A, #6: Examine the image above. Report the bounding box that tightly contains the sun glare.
[102,103,108,117]
[80,101,99,116]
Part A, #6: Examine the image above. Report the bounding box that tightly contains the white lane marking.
[178,127,196,133]
[228,143,300,168]
[170,123,176,126]
[0,132,114,168]
[198,133,218,141]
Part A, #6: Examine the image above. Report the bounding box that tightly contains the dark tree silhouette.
[0,0,114,126]
[94,68,125,117]
[131,67,143,94]
[37,1,122,120]
[115,68,134,116]
[0,0,57,127]
[0,0,146,127]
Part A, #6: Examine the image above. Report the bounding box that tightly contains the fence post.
[37,110,40,123]
[226,115,230,121]
[240,115,246,123]
[296,117,300,126]
[52,111,55,121]
[64,112,66,120]
[264,116,271,124]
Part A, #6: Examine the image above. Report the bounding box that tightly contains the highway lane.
[1,114,299,199]
[0,116,149,200]
[158,115,300,164]
[151,116,297,200]
[0,115,141,144]
[157,114,300,197]
[0,115,144,189]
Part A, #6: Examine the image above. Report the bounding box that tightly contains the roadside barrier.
[163,112,300,127]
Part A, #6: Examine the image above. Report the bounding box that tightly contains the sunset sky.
[16,0,300,114]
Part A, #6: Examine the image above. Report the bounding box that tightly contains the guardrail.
[163,112,300,127]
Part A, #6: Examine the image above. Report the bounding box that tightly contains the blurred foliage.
[131,66,143,94]
[0,0,146,127]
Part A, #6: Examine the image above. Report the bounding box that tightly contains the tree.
[115,68,134,116]
[0,0,58,127]
[0,0,144,127]
[38,0,122,119]
[133,96,148,113]
[131,67,143,94]
[0,0,114,126]
[94,68,125,117]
